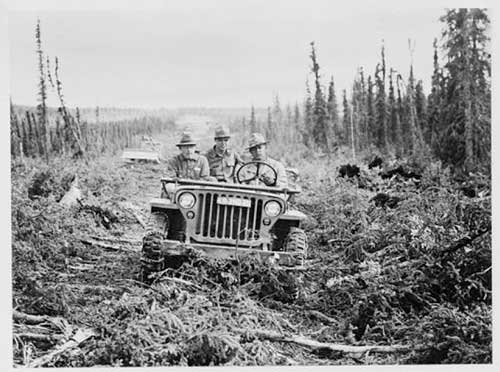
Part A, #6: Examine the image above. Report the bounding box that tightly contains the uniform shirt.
[205,147,243,182]
[167,153,210,180]
[247,157,288,188]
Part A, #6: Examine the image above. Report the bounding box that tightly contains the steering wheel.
[236,161,278,186]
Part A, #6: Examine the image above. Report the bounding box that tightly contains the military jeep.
[140,161,308,278]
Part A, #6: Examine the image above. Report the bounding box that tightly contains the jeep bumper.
[160,239,304,267]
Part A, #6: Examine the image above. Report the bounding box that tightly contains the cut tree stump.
[59,175,82,207]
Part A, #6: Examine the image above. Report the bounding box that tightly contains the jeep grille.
[194,191,264,244]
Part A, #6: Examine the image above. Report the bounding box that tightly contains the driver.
[205,125,243,182]
[245,132,288,188]
[167,132,215,181]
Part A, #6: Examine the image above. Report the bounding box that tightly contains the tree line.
[247,8,490,174]
[10,20,175,161]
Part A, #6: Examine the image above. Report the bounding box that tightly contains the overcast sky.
[6,1,489,109]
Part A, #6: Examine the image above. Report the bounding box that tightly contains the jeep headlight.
[178,192,196,209]
[264,201,282,217]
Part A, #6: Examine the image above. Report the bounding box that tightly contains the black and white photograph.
[2,0,496,368]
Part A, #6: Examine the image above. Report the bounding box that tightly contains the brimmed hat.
[247,132,267,149]
[214,126,231,140]
[176,132,197,147]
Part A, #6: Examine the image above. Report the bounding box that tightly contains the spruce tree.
[272,94,283,140]
[426,38,443,150]
[387,70,398,149]
[395,75,405,158]
[303,80,314,146]
[249,105,257,134]
[293,103,301,143]
[366,76,375,146]
[342,89,351,147]
[265,106,273,142]
[374,44,388,153]
[35,19,49,161]
[20,118,29,157]
[438,8,490,172]
[309,42,329,150]
[10,101,20,157]
[326,76,339,147]
[414,80,427,135]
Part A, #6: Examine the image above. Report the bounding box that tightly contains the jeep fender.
[150,198,179,212]
[278,209,307,222]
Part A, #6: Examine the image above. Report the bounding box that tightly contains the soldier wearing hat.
[168,132,214,181]
[245,132,288,188]
[205,126,243,182]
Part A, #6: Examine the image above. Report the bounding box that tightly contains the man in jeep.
[205,126,243,182]
[167,132,215,181]
[246,132,288,188]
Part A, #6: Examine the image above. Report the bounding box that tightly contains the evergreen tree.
[10,101,20,157]
[293,103,301,143]
[272,94,283,140]
[374,44,388,152]
[415,80,427,134]
[387,70,400,150]
[366,76,375,146]
[438,8,490,172]
[265,106,273,141]
[405,71,426,158]
[95,105,100,125]
[303,80,314,146]
[249,105,257,133]
[21,118,29,157]
[395,75,405,158]
[426,38,443,149]
[309,42,329,150]
[326,76,339,147]
[357,68,368,150]
[35,19,49,161]
[342,89,351,147]
[26,111,37,157]
[285,104,293,144]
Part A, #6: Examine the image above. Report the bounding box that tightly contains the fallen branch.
[62,283,122,293]
[26,328,96,368]
[158,276,203,290]
[88,235,141,245]
[68,263,95,271]
[442,226,491,256]
[78,237,137,253]
[14,332,63,343]
[235,328,424,355]
[13,311,54,325]
[307,310,339,325]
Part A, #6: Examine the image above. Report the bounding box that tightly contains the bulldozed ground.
[10,146,491,366]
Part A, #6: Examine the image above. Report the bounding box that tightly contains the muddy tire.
[140,212,169,282]
[282,227,308,301]
[284,227,308,256]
